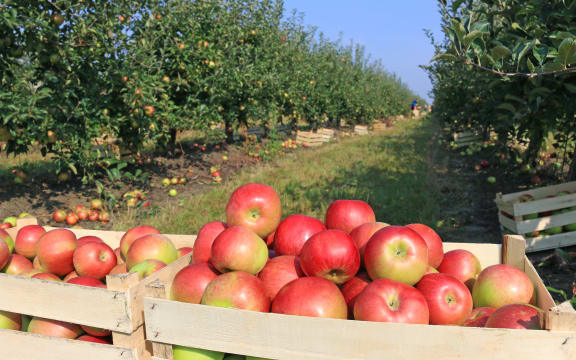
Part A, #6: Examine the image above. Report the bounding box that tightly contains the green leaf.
[68,163,78,175]
[527,58,535,73]
[518,40,537,64]
[497,103,516,113]
[532,46,548,65]
[557,38,576,66]
[543,61,565,72]
[463,31,484,46]
[564,83,576,93]
[452,19,466,44]
[491,45,512,61]
[431,53,457,62]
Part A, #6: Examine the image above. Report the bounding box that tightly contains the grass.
[0,149,56,184]
[114,117,444,234]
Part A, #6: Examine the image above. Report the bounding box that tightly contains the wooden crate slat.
[295,131,325,147]
[548,302,576,332]
[0,329,137,360]
[498,181,576,203]
[498,212,520,233]
[512,193,576,216]
[525,231,576,252]
[513,209,576,234]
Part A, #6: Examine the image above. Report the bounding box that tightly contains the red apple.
[108,263,127,275]
[0,311,22,330]
[485,304,543,330]
[265,231,275,247]
[437,249,481,289]
[192,221,227,264]
[0,223,12,230]
[76,236,104,247]
[424,266,439,275]
[120,225,161,259]
[258,255,304,300]
[170,263,219,303]
[299,230,360,284]
[73,242,117,279]
[98,211,110,223]
[33,256,47,271]
[273,214,326,256]
[77,209,90,221]
[272,277,347,319]
[340,272,371,318]
[28,317,83,339]
[15,225,46,259]
[52,210,67,223]
[114,247,124,264]
[463,307,495,327]
[178,247,193,258]
[125,234,178,270]
[0,229,14,253]
[77,335,112,344]
[416,273,473,325]
[67,276,106,288]
[210,226,268,275]
[19,269,42,277]
[225,183,282,238]
[66,212,79,226]
[2,254,33,275]
[63,271,79,281]
[364,226,428,285]
[0,239,8,270]
[405,224,444,268]
[472,264,534,308]
[201,271,270,312]
[325,200,376,233]
[129,259,166,280]
[32,273,61,281]
[36,229,77,276]
[353,278,429,324]
[74,205,86,215]
[349,222,389,257]
[88,211,100,222]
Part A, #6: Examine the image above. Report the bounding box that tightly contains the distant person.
[411,100,418,118]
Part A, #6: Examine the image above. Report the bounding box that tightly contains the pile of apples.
[1,212,33,230]
[281,139,298,149]
[122,189,151,209]
[166,183,543,359]
[52,200,110,226]
[210,167,223,184]
[0,221,191,344]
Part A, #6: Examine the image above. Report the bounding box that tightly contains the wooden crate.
[453,130,483,148]
[295,131,324,147]
[275,124,292,135]
[246,127,265,139]
[142,236,576,360]
[373,122,387,131]
[1,218,196,360]
[317,128,335,143]
[495,181,576,252]
[354,125,369,136]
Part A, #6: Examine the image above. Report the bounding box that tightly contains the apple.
[63,271,79,281]
[178,247,193,258]
[171,177,179,185]
[162,178,171,187]
[405,223,444,268]
[99,211,111,223]
[172,345,225,360]
[424,265,439,275]
[32,273,61,281]
[73,242,117,279]
[472,264,534,308]
[35,229,77,276]
[265,231,275,247]
[210,226,268,275]
[437,249,481,289]
[224,356,244,360]
[169,189,178,197]
[28,317,83,339]
[90,199,104,210]
[463,307,495,327]
[349,222,389,258]
[130,259,166,279]
[14,225,45,258]
[340,272,371,318]
[77,335,112,344]
[126,234,178,269]
[171,263,219,303]
[77,236,104,247]
[2,217,17,227]
[74,205,85,215]
[120,225,161,259]
[77,208,90,221]
[0,311,21,330]
[66,212,79,226]
[21,315,31,332]
[273,214,326,256]
[52,210,67,223]
[33,256,47,271]
[109,263,127,275]
[18,212,32,219]
[201,271,270,312]
[299,230,360,284]
[258,255,304,300]
[485,304,543,330]
[0,228,14,253]
[2,254,33,275]
[67,276,106,287]
[0,223,12,230]
[19,269,42,277]
[272,277,347,319]
[325,200,376,233]
[225,183,282,238]
[88,211,100,222]
[416,273,472,325]
[363,226,428,285]
[114,247,125,264]
[353,278,429,324]
[192,222,227,264]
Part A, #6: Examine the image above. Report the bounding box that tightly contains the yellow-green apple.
[363,226,428,285]
[15,225,45,258]
[77,335,112,344]
[172,345,225,360]
[519,194,538,220]
[0,228,14,253]
[437,249,481,290]
[224,355,244,360]
[463,307,495,327]
[340,272,371,318]
[3,217,17,227]
[0,239,8,270]
[171,263,219,303]
[273,214,326,256]
[201,271,270,312]
[353,278,429,324]
[325,200,376,233]
[2,254,33,274]
[73,242,117,279]
[120,225,161,259]
[192,221,227,264]
[36,229,77,276]
[472,264,534,308]
[32,273,61,281]
[67,276,106,287]
[21,315,31,331]
[0,311,21,330]
[63,271,79,281]
[90,199,104,210]
[125,234,178,269]
[210,226,268,275]
[271,277,347,319]
[52,209,67,223]
[299,230,360,284]
[178,247,193,258]
[28,317,83,339]
[76,236,104,247]
[258,255,304,300]
[225,183,282,238]
[416,273,472,325]
[130,259,166,280]
[349,222,389,259]
[405,223,444,268]
[246,357,271,360]
[485,304,543,329]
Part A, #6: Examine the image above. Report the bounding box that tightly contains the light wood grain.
[513,193,576,216]
[525,231,576,252]
[442,242,501,269]
[549,302,576,332]
[502,235,526,270]
[499,181,576,203]
[523,257,556,312]
[514,210,576,234]
[146,280,173,359]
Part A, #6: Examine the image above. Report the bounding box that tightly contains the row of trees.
[0,0,423,181]
[426,0,576,178]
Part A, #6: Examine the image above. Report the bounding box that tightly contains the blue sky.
[283,1,443,102]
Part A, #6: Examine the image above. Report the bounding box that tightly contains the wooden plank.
[498,212,519,233]
[513,193,576,216]
[515,210,576,234]
[499,181,576,203]
[525,231,576,252]
[442,242,501,268]
[146,280,173,359]
[523,257,556,311]
[502,235,526,270]
[144,298,576,360]
[0,274,132,332]
[0,329,137,360]
[548,301,576,332]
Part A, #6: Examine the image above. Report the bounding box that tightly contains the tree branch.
[465,61,576,78]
